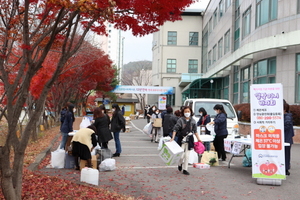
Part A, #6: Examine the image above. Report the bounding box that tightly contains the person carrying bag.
[170,106,201,175]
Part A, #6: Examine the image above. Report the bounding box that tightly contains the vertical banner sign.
[158,96,167,110]
[250,84,285,179]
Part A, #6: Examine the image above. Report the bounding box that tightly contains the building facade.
[200,0,300,105]
[152,9,203,107]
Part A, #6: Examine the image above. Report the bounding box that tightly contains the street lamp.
[210,79,214,98]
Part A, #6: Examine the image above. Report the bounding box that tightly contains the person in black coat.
[168,110,181,141]
[197,107,211,151]
[111,104,125,157]
[162,107,173,137]
[208,104,228,161]
[147,105,156,123]
[93,106,113,149]
[60,103,75,149]
[283,100,294,176]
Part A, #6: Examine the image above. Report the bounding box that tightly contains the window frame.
[256,0,278,27]
[242,7,251,39]
[167,31,177,45]
[188,59,198,73]
[241,66,250,103]
[224,29,231,54]
[189,32,199,46]
[166,59,177,73]
[296,54,300,103]
[218,37,223,59]
[253,57,276,84]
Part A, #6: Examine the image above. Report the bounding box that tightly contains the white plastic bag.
[158,136,171,150]
[188,150,199,164]
[51,149,66,168]
[99,158,116,171]
[143,122,152,135]
[80,117,91,129]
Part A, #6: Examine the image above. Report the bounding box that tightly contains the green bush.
[233,103,250,122]
[234,103,300,126]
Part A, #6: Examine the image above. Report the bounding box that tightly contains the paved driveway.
[40,118,300,200]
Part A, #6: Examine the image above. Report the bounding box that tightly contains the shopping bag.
[188,150,199,164]
[153,118,162,127]
[51,149,66,168]
[200,151,219,166]
[143,122,152,135]
[194,141,205,154]
[80,117,91,129]
[242,148,252,167]
[157,136,171,150]
[99,158,116,171]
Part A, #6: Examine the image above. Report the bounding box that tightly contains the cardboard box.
[73,117,83,130]
[153,118,162,127]
[193,163,210,169]
[159,141,183,166]
[80,155,97,170]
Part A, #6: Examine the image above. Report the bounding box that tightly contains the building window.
[225,0,231,11]
[296,54,300,102]
[298,0,300,14]
[256,0,278,27]
[253,57,276,84]
[233,66,239,104]
[218,38,223,59]
[224,29,230,54]
[208,50,212,67]
[202,25,209,73]
[223,76,229,100]
[167,31,177,45]
[242,7,251,38]
[212,45,217,63]
[167,59,176,73]
[189,32,199,45]
[188,59,198,73]
[213,9,218,28]
[208,17,213,34]
[241,66,250,103]
[234,0,241,51]
[219,0,224,20]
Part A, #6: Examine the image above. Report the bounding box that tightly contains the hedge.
[233,103,300,126]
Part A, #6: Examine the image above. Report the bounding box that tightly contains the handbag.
[200,151,219,166]
[194,141,205,154]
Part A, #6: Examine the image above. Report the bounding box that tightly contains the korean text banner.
[250,83,285,180]
[112,85,174,95]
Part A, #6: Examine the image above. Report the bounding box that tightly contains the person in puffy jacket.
[208,104,228,161]
[60,103,75,149]
[283,100,294,176]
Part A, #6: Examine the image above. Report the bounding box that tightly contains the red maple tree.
[0,0,194,199]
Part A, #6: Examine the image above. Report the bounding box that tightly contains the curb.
[27,132,61,171]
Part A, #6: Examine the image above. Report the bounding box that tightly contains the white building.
[152,9,203,107]
[153,0,300,106]
[89,23,124,81]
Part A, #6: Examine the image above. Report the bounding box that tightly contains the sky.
[122,0,210,64]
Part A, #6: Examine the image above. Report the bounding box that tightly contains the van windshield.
[194,102,236,119]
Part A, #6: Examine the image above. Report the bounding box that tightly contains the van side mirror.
[237,110,242,120]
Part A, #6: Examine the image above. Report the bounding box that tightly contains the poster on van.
[250,83,285,179]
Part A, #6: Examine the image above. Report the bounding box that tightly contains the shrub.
[233,103,250,122]
[289,105,300,126]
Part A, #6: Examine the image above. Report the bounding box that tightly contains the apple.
[260,163,278,176]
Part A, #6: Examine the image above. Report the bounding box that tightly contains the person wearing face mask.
[111,104,125,157]
[171,106,202,175]
[60,103,75,149]
[92,106,113,149]
[207,104,228,161]
[151,108,162,143]
[147,105,157,123]
[197,107,211,151]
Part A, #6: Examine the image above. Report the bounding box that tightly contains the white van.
[183,98,239,137]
